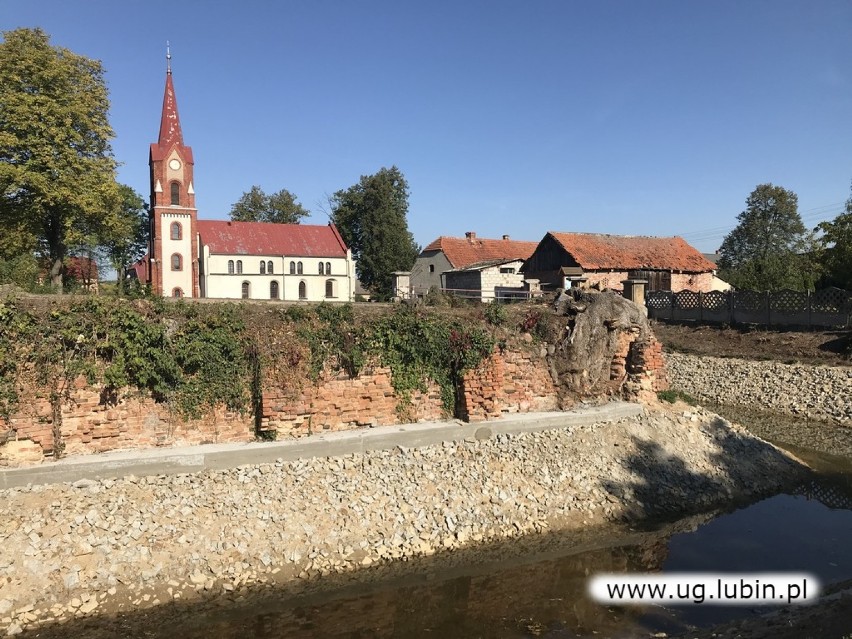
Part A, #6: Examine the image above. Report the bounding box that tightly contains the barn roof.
[547,232,716,272]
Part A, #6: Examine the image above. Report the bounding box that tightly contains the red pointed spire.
[157,70,184,149]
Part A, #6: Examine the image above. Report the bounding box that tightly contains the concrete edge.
[0,402,644,489]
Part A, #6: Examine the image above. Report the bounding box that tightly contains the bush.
[657,389,697,405]
[484,302,508,326]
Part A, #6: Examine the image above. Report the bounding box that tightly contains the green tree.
[816,183,852,290]
[229,185,309,224]
[99,184,149,292]
[717,183,815,291]
[0,28,120,291]
[330,166,419,300]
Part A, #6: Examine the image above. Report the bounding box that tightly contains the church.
[135,54,356,302]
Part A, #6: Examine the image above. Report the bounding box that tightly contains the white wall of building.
[199,246,355,302]
[161,212,194,297]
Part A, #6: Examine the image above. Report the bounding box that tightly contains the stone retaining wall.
[0,407,805,636]
[664,352,852,423]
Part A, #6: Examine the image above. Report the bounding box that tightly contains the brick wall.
[3,385,253,461]
[260,365,446,437]
[460,349,559,422]
[0,335,666,465]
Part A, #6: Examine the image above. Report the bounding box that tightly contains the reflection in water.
[182,541,674,639]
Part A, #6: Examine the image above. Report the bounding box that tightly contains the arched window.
[260,261,266,275]
[170,222,182,240]
[289,261,296,275]
[171,253,182,271]
[325,279,335,299]
[270,281,279,299]
[228,260,234,274]
[297,261,303,275]
[318,262,324,275]
[236,260,243,274]
[298,281,307,300]
[326,262,331,274]
[172,287,183,298]
[241,281,250,299]
[267,261,273,274]
[170,182,180,205]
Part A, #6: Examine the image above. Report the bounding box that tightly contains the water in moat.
[173,457,852,638]
[36,410,852,639]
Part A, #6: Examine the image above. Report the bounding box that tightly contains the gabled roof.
[547,232,716,272]
[129,256,148,281]
[422,234,538,269]
[197,220,348,257]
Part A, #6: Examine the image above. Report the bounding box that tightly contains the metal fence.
[646,287,852,328]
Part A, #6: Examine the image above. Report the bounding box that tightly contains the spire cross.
[166,41,171,74]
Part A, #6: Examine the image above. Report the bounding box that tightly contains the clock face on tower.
[169,159,181,170]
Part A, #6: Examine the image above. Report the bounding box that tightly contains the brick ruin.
[0,296,667,465]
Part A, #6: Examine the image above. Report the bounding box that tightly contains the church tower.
[147,47,198,297]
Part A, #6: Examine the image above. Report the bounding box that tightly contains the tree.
[229,185,309,224]
[99,184,149,292]
[717,183,816,291]
[816,183,852,290]
[330,166,419,299]
[0,28,121,291]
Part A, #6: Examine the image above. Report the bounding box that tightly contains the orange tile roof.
[422,234,538,269]
[548,232,716,272]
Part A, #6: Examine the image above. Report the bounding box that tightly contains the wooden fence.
[646,287,852,328]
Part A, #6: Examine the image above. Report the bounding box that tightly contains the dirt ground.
[650,320,852,367]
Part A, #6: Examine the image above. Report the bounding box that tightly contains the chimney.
[502,234,510,240]
[465,231,476,243]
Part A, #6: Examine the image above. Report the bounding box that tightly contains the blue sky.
[4,0,851,252]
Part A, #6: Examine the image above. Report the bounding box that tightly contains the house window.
[298,281,307,300]
[228,260,234,274]
[499,267,516,274]
[170,182,180,205]
[267,261,273,274]
[318,262,324,275]
[236,260,243,274]
[325,279,335,299]
[241,281,250,299]
[429,264,435,273]
[171,253,182,271]
[170,222,182,240]
[172,287,183,298]
[297,261,303,275]
[270,281,279,299]
[289,261,296,274]
[260,261,266,275]
[325,262,331,274]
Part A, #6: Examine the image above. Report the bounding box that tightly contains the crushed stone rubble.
[665,352,852,423]
[0,407,804,636]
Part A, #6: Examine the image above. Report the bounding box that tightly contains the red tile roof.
[197,221,348,257]
[129,256,148,281]
[422,234,538,269]
[548,232,716,272]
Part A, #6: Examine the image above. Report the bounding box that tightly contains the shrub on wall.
[0,298,499,453]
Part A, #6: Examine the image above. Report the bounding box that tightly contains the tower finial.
[166,41,171,75]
